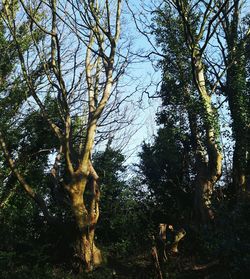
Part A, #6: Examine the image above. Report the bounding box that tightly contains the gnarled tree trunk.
[68,167,102,272]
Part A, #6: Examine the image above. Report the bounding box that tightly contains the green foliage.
[93,145,127,242]
[94,145,152,254]
[184,195,250,277]
[0,23,16,83]
[212,197,250,275]
[139,125,193,224]
[153,4,193,107]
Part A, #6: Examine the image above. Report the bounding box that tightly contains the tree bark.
[226,48,248,194]
[73,227,102,272]
[194,161,216,222]
[222,0,249,195]
[192,51,222,223]
[67,168,102,272]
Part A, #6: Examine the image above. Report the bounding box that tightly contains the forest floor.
[93,249,227,279]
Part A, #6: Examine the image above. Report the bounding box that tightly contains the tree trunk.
[223,0,248,195]
[73,227,102,272]
[194,166,215,223]
[232,139,247,193]
[192,51,222,223]
[193,156,222,223]
[227,60,248,194]
[69,171,102,272]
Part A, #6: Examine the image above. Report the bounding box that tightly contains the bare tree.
[0,0,132,271]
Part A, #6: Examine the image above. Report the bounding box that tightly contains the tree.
[172,0,226,223]
[219,0,250,194]
[150,0,233,223]
[93,142,127,244]
[0,0,128,271]
[139,126,193,224]
[144,4,196,224]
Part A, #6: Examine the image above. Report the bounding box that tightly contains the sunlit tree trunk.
[192,52,222,222]
[69,172,101,271]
